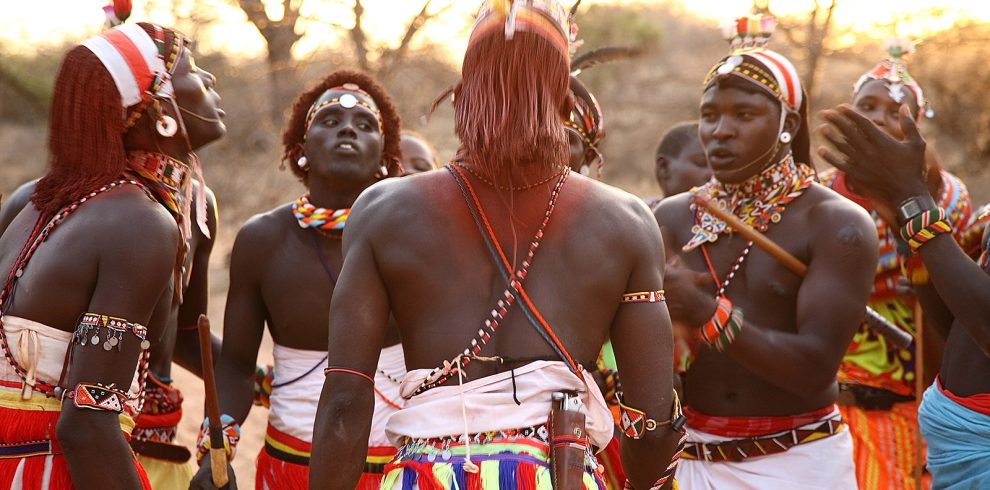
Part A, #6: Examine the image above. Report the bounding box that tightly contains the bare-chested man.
[0,22,224,489]
[310,2,684,489]
[819,40,972,490]
[0,175,220,489]
[189,70,405,490]
[820,81,990,490]
[654,16,877,488]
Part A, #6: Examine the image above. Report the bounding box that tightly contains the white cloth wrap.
[0,315,141,406]
[269,343,406,446]
[675,408,856,490]
[385,360,612,450]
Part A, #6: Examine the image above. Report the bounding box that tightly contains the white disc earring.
[156,115,178,137]
[297,156,309,170]
[779,132,792,144]
[375,164,389,178]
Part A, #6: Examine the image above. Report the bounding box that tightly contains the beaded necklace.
[458,161,568,192]
[0,179,152,401]
[684,154,816,251]
[293,195,348,239]
[126,151,189,219]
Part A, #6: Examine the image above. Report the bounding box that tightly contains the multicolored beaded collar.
[303,83,383,138]
[684,154,816,250]
[293,195,349,238]
[126,151,189,218]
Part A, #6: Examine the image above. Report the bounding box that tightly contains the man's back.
[348,168,664,376]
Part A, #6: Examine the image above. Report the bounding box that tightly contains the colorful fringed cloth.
[381,430,607,490]
[838,400,930,490]
[255,423,395,490]
[133,373,184,446]
[0,383,150,489]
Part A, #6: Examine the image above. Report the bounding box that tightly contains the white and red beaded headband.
[704,15,803,111]
[82,23,181,113]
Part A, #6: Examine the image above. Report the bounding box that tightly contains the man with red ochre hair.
[0,19,225,489]
[310,1,684,489]
[189,69,406,490]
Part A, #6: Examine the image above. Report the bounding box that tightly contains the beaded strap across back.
[411,164,574,396]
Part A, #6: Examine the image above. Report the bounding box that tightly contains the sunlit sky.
[3,0,990,60]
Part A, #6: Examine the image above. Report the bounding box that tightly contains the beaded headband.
[303,83,384,138]
[854,39,932,120]
[470,0,576,58]
[703,15,803,111]
[82,23,184,117]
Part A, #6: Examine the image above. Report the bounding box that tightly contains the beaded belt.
[682,417,845,463]
[0,439,56,459]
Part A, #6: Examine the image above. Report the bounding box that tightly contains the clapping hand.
[817,104,930,208]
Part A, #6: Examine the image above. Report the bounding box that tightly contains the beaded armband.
[899,208,952,253]
[621,290,666,304]
[698,296,743,351]
[73,313,151,352]
[65,382,128,413]
[616,389,685,440]
[196,414,241,462]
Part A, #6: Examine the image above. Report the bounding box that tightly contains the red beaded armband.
[617,390,685,440]
[900,208,952,253]
[621,290,666,304]
[697,296,743,351]
[65,382,128,413]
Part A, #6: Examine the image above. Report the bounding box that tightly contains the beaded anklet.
[900,208,952,253]
[698,296,743,352]
[196,414,241,461]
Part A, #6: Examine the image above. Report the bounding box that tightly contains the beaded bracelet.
[196,414,241,462]
[616,389,685,440]
[64,382,128,413]
[697,296,744,351]
[899,254,930,286]
[899,208,952,253]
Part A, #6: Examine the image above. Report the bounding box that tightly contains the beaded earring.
[156,115,178,137]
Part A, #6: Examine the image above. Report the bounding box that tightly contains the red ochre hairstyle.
[33,22,181,219]
[281,69,403,185]
[453,29,571,174]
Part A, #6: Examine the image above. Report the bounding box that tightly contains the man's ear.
[656,155,671,181]
[783,108,801,138]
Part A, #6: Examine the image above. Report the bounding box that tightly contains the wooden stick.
[692,193,914,350]
[913,301,925,490]
[198,314,229,488]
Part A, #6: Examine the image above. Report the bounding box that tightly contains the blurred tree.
[235,0,303,123]
[772,0,837,100]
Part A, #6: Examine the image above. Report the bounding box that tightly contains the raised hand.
[817,104,930,207]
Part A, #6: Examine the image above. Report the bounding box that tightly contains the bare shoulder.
[652,191,695,229]
[804,183,878,252]
[349,171,446,231]
[232,202,294,256]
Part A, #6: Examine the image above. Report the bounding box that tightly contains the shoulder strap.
[445,165,581,376]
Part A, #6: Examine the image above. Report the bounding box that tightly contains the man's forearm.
[310,381,376,490]
[60,416,143,489]
[728,325,843,396]
[173,330,222,378]
[619,431,681,489]
[918,233,990,356]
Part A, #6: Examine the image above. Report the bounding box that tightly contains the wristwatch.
[896,195,936,226]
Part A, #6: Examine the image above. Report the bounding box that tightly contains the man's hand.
[817,104,929,207]
[189,461,237,490]
[663,255,718,329]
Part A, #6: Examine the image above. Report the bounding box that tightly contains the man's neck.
[307,175,375,210]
